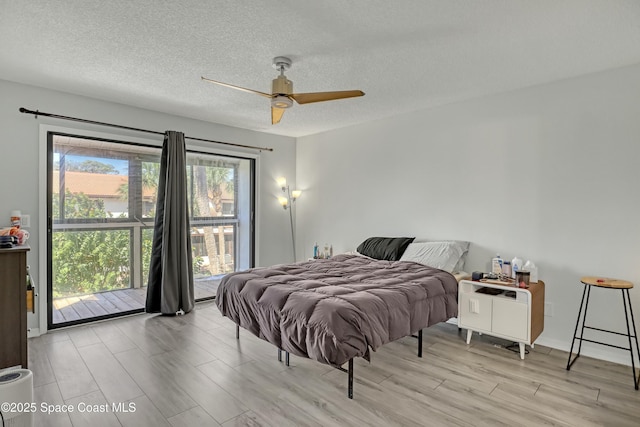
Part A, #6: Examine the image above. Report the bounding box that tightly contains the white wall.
[0,79,296,334]
[297,63,640,365]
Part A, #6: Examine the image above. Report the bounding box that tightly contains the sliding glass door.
[48,132,254,328]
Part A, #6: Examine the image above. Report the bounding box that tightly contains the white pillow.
[448,240,470,272]
[427,240,469,272]
[399,241,467,273]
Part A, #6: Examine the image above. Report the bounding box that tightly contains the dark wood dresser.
[0,245,29,369]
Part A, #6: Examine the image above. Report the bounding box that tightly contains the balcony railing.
[51,221,235,324]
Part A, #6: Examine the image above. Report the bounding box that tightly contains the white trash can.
[0,369,34,427]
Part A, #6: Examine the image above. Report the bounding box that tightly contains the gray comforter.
[215,254,458,367]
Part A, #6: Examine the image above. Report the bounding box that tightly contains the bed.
[215,238,467,398]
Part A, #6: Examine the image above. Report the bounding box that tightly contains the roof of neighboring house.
[52,171,155,199]
[51,170,235,201]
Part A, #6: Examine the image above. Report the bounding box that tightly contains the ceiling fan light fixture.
[271,95,293,109]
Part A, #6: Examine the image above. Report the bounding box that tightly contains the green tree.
[117,161,160,216]
[52,191,130,297]
[64,159,119,174]
[142,161,160,192]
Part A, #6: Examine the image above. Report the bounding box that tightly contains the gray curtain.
[145,131,195,314]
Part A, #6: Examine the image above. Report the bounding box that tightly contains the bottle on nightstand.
[491,254,503,274]
[511,256,523,278]
[523,260,538,283]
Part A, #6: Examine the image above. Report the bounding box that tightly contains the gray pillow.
[356,237,415,261]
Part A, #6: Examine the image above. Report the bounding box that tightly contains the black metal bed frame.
[235,324,424,399]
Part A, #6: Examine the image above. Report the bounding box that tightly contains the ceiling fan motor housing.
[272,75,293,95]
[271,76,293,108]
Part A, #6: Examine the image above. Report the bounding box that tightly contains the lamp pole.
[286,187,296,262]
[278,178,300,262]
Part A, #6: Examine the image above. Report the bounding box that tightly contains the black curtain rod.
[18,107,274,152]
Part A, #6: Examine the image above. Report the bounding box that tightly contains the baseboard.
[27,327,40,338]
[534,336,635,367]
[449,317,636,368]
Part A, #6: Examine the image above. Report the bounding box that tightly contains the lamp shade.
[276,177,287,188]
[278,196,288,207]
[291,190,302,199]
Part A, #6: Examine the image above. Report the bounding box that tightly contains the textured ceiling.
[2,1,640,137]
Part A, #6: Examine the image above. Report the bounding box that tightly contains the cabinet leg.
[519,343,525,359]
[466,329,472,344]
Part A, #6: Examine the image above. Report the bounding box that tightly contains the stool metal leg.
[576,285,592,357]
[236,324,239,339]
[622,289,640,390]
[567,283,590,370]
[278,348,282,362]
[626,289,640,390]
[418,329,423,358]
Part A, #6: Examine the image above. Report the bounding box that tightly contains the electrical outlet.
[545,302,554,317]
[21,214,31,228]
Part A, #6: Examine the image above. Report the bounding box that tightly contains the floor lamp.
[277,177,301,261]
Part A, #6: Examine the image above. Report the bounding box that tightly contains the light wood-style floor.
[27,301,640,426]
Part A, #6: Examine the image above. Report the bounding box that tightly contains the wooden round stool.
[566,277,639,390]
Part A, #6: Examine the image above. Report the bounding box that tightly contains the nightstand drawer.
[460,292,492,331]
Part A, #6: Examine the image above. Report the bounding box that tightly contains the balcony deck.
[52,277,221,324]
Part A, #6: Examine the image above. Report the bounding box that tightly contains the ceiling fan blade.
[201,76,273,99]
[272,107,285,125]
[290,90,365,104]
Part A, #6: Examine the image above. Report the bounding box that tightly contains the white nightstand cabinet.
[458,279,545,359]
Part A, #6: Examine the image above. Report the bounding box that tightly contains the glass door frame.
[45,129,256,330]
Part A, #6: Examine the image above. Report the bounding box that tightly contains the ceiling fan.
[202,56,365,125]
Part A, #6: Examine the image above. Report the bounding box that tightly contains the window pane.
[52,229,131,298]
[187,155,237,218]
[54,152,130,220]
[191,224,235,276]
[141,161,160,218]
[53,135,161,222]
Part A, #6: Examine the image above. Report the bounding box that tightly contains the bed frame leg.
[236,325,239,339]
[285,351,290,366]
[418,329,423,358]
[278,348,282,362]
[348,359,354,399]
